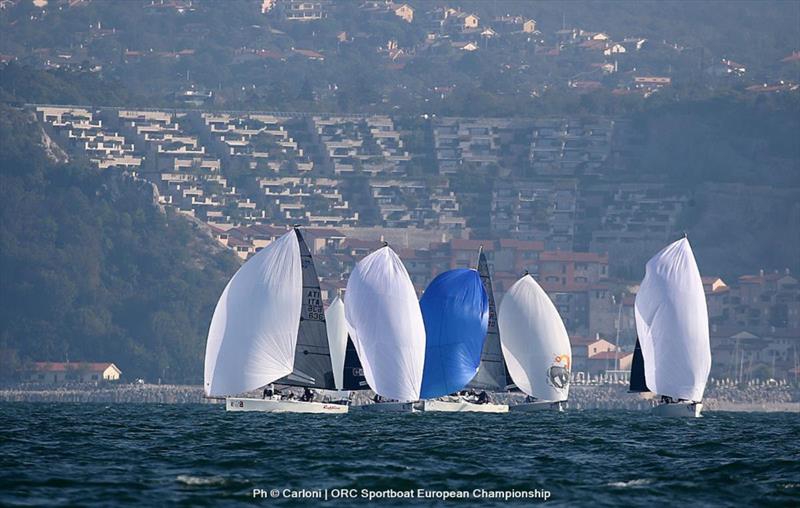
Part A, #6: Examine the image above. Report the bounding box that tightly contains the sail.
[419,269,488,399]
[325,297,348,391]
[277,228,336,389]
[635,237,711,401]
[498,275,572,402]
[204,230,301,397]
[468,251,511,391]
[344,246,426,402]
[629,337,649,392]
[342,335,369,390]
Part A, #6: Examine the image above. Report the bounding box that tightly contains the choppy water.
[1,403,798,507]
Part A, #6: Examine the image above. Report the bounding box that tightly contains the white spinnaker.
[498,275,572,402]
[204,230,302,397]
[325,296,348,391]
[344,247,426,402]
[635,237,711,402]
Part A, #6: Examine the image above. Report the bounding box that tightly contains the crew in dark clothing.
[476,391,489,405]
[263,385,275,399]
[300,387,314,402]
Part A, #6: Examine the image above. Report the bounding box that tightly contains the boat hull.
[225,398,348,413]
[509,401,565,412]
[420,400,508,413]
[652,401,703,417]
[358,401,417,412]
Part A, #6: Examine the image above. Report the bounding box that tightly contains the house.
[571,335,618,371]
[522,19,536,33]
[23,362,122,384]
[393,3,413,23]
[453,41,479,52]
[480,27,497,39]
[293,48,325,61]
[277,0,328,21]
[604,43,626,56]
[702,276,728,294]
[462,13,479,29]
[585,351,633,375]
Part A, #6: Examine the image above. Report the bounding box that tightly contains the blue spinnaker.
[420,269,489,399]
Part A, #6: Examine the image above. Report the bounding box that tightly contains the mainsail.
[629,337,649,393]
[344,246,426,402]
[204,230,302,397]
[342,336,369,390]
[419,269,488,399]
[498,274,572,402]
[635,237,711,402]
[468,251,513,391]
[277,228,336,389]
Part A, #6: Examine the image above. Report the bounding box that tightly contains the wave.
[175,475,227,486]
[607,479,652,488]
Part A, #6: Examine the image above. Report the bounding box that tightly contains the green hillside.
[0,105,238,382]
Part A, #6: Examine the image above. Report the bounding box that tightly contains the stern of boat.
[651,401,702,418]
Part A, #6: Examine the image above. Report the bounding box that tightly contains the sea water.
[1,403,797,506]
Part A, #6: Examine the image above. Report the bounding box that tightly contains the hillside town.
[1,0,797,107]
[32,104,800,383]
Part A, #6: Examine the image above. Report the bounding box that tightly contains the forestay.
[498,275,572,402]
[635,237,711,402]
[419,269,488,399]
[325,297,348,391]
[204,230,301,397]
[344,246,426,402]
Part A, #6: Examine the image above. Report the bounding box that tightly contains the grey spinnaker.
[467,250,512,391]
[276,228,336,390]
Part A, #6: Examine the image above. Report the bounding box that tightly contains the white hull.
[652,401,703,417]
[419,400,508,413]
[358,401,417,412]
[225,397,348,414]
[509,401,565,412]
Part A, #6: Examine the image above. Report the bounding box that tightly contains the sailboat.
[499,273,572,412]
[417,268,508,413]
[629,236,711,417]
[465,249,515,394]
[345,245,426,412]
[204,228,347,413]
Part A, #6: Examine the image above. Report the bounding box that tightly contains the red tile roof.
[539,251,608,263]
[31,362,119,373]
[498,239,545,250]
[450,239,488,251]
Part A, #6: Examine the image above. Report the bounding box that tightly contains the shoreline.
[0,384,797,412]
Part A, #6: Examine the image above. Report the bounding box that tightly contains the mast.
[276,228,336,389]
[467,248,513,391]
